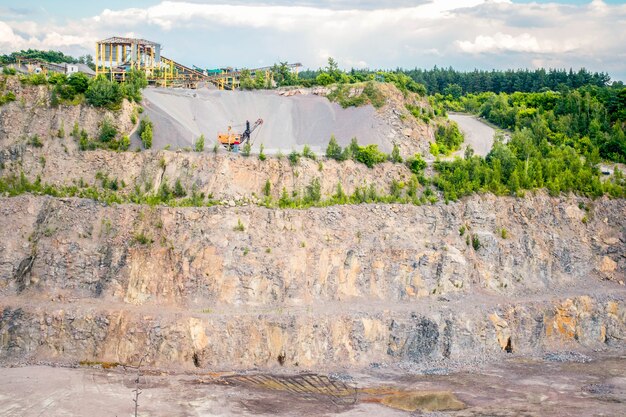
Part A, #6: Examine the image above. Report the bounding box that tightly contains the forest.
[429,86,626,200]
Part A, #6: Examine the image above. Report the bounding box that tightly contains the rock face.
[0,194,624,370]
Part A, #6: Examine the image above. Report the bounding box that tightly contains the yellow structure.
[94,36,301,89]
[95,37,161,81]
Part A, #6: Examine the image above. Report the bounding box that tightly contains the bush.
[21,73,47,85]
[2,67,16,75]
[263,179,271,197]
[68,72,89,94]
[435,122,464,154]
[98,118,117,142]
[326,135,343,160]
[85,76,122,108]
[139,117,153,149]
[259,143,266,161]
[407,154,427,173]
[119,135,130,151]
[55,84,76,101]
[173,179,186,197]
[48,73,67,85]
[195,134,205,152]
[472,234,481,251]
[29,135,43,148]
[390,144,403,163]
[0,92,16,106]
[302,144,316,160]
[354,144,387,168]
[305,178,322,203]
[288,150,300,166]
[241,142,251,156]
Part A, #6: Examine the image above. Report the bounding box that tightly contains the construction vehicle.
[217,119,264,152]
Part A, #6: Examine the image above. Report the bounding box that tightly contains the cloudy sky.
[1,0,625,81]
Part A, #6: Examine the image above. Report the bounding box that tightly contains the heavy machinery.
[217,119,264,151]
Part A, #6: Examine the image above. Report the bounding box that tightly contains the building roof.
[97,37,160,47]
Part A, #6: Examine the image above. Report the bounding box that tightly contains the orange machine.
[217,119,263,151]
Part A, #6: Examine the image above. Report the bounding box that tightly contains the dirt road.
[448,113,496,157]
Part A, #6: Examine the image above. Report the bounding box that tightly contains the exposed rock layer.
[1,194,624,370]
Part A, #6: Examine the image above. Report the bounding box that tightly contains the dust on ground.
[2,353,625,417]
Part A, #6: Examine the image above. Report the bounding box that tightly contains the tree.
[239,69,254,90]
[326,135,343,160]
[254,71,266,89]
[173,179,186,197]
[315,73,334,86]
[68,72,89,94]
[99,118,117,142]
[390,144,403,163]
[85,76,122,108]
[195,134,205,152]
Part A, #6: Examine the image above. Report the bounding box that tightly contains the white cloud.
[457,32,579,54]
[0,0,625,80]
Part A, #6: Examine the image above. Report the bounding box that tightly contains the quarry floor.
[1,353,625,417]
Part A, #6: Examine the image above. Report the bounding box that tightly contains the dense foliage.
[0,49,94,69]
[404,67,612,95]
[436,87,626,163]
[434,132,626,201]
[295,60,616,95]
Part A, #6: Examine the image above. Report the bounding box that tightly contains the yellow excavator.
[217,119,264,152]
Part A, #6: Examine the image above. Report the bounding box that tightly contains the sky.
[1,0,625,81]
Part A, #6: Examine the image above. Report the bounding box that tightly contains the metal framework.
[95,36,302,89]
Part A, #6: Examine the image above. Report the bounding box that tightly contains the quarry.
[0,37,625,417]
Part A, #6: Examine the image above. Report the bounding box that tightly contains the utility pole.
[132,354,149,417]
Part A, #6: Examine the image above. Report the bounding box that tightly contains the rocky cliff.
[1,194,624,370]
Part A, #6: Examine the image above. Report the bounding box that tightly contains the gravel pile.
[141,87,395,153]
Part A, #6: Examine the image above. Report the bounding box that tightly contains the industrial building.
[94,36,301,89]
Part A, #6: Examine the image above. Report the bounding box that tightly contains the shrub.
[434,122,464,154]
[133,232,153,245]
[56,84,76,100]
[234,219,245,232]
[259,143,266,161]
[48,73,67,85]
[288,150,300,166]
[139,117,153,149]
[302,144,316,160]
[2,67,16,75]
[362,81,386,109]
[0,92,16,106]
[263,179,271,197]
[173,179,186,197]
[119,135,130,151]
[68,72,89,94]
[98,118,117,142]
[326,135,343,160]
[21,73,47,85]
[195,134,205,152]
[29,135,43,148]
[472,234,481,251]
[407,154,427,173]
[305,178,322,203]
[85,76,122,108]
[390,144,403,163]
[72,122,80,139]
[354,144,387,168]
[241,142,251,156]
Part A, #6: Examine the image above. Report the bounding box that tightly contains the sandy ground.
[139,88,394,154]
[1,353,625,417]
[448,113,496,157]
